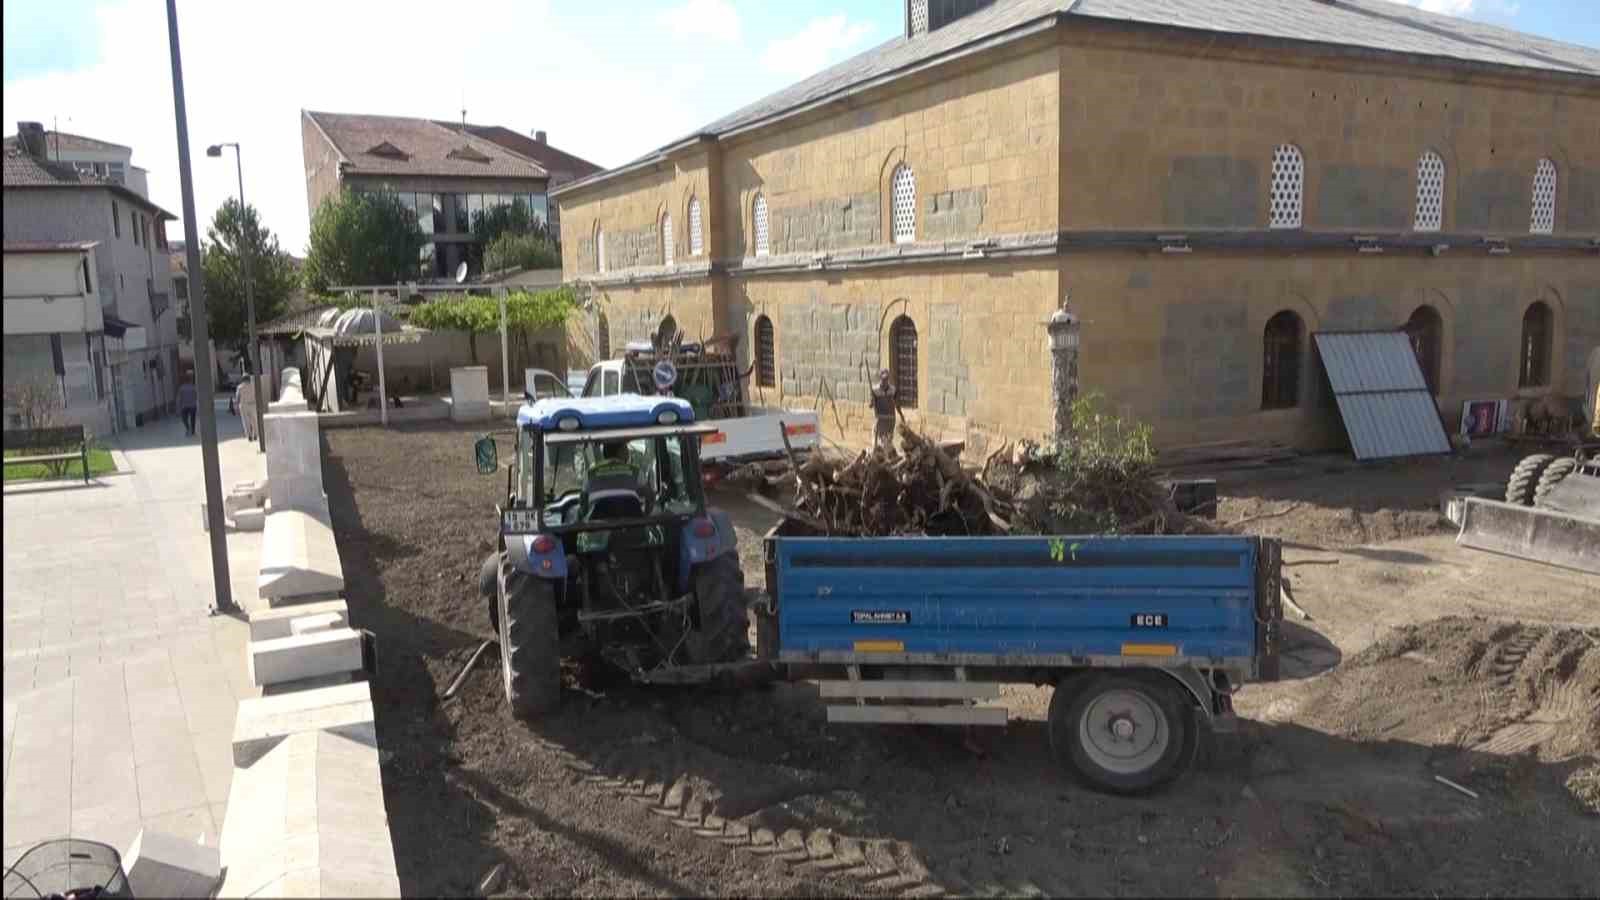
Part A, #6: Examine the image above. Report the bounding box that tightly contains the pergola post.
[498,286,511,409]
[374,287,388,427]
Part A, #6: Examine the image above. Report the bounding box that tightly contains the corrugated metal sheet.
[1314,331,1451,461]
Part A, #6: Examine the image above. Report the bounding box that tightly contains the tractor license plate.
[502,508,539,533]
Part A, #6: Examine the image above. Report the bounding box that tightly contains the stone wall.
[772,193,881,254]
[1059,27,1600,234]
[776,294,882,404]
[923,187,988,240]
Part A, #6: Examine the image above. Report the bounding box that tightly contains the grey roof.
[1314,331,1452,461]
[558,0,1598,196]
[3,149,177,218]
[2,130,132,155]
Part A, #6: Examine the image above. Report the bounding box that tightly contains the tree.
[303,192,427,293]
[484,231,561,273]
[199,199,299,357]
[409,288,576,365]
[470,200,560,273]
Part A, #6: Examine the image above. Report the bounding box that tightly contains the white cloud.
[1393,0,1476,15]
[762,14,876,80]
[3,0,712,254]
[656,0,741,43]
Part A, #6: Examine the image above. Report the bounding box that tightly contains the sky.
[3,0,1594,255]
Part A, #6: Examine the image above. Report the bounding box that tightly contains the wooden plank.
[826,705,1008,726]
[817,680,1000,700]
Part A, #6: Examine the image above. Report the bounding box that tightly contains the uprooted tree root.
[786,423,1218,538]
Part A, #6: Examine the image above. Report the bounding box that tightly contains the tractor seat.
[583,487,645,522]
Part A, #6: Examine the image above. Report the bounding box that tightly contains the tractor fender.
[678,508,740,593]
[506,533,568,580]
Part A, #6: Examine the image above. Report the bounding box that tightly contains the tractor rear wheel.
[689,556,750,664]
[499,559,561,717]
[1533,457,1578,507]
[1505,454,1555,506]
[480,551,501,633]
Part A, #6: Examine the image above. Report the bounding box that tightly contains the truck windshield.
[543,434,697,516]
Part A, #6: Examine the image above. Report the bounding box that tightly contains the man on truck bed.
[872,369,898,454]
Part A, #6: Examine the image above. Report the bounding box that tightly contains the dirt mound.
[1295,616,1600,811]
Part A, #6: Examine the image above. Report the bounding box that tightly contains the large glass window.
[531,194,549,226]
[415,193,434,235]
[453,194,469,233]
[468,194,483,233]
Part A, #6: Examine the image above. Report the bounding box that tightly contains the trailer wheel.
[689,556,750,664]
[499,559,561,718]
[480,551,502,633]
[1533,457,1578,507]
[1048,673,1197,795]
[1505,454,1555,506]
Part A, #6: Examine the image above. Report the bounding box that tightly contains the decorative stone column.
[1046,302,1080,444]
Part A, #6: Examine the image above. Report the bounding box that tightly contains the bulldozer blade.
[1456,497,1600,575]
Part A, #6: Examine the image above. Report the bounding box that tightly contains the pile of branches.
[783,423,1213,538]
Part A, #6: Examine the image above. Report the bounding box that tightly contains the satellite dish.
[454,261,469,284]
[653,360,678,392]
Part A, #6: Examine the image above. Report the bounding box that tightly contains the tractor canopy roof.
[518,394,695,431]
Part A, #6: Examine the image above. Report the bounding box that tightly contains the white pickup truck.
[577,358,821,465]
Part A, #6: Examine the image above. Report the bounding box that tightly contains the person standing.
[177,376,199,436]
[871,368,898,454]
[236,375,258,442]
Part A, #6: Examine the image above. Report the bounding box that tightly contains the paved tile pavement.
[4,401,268,869]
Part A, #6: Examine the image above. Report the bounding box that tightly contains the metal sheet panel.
[1314,332,1451,461]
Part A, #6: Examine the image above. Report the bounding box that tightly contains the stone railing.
[215,373,400,897]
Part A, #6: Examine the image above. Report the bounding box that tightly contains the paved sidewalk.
[3,401,268,868]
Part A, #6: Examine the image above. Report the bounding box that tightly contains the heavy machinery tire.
[1505,454,1555,506]
[1533,457,1578,508]
[499,559,561,718]
[480,551,501,633]
[1048,672,1198,796]
[689,556,751,664]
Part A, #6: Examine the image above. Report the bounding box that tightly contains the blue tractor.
[474,394,750,717]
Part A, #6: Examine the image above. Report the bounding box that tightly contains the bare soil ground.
[322,423,1599,898]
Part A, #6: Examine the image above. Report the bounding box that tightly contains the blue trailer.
[758,530,1283,794]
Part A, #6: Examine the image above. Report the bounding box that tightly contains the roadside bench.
[3,425,92,482]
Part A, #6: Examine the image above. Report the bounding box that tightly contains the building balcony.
[3,294,104,336]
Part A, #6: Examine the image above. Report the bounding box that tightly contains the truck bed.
[765,534,1281,682]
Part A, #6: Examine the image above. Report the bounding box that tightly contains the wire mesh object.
[3,840,132,899]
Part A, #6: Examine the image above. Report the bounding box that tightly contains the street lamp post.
[166,0,234,613]
[206,142,266,453]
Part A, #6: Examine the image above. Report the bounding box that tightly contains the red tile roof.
[433,123,603,184]
[304,110,549,180]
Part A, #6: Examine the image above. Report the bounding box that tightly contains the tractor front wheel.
[499,559,561,718]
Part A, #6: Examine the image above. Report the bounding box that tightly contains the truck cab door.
[582,365,602,398]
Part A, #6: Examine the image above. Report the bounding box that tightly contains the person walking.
[177,376,199,436]
[871,368,898,454]
[236,375,258,442]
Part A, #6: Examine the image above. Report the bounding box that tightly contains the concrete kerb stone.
[257,507,345,603]
[248,628,364,689]
[122,828,222,899]
[248,599,349,641]
[289,613,343,636]
[231,681,375,768]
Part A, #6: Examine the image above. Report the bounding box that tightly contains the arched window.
[661,213,674,266]
[657,315,678,348]
[890,163,916,244]
[1414,151,1445,232]
[1261,310,1303,409]
[890,315,918,408]
[1269,144,1304,230]
[597,312,611,360]
[688,196,704,256]
[1404,305,1443,394]
[1530,158,1557,234]
[1519,302,1552,387]
[753,193,770,257]
[596,226,607,274]
[754,315,776,388]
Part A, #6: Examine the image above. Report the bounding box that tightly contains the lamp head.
[205,145,223,157]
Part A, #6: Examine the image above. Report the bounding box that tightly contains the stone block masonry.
[122,829,222,899]
[773,192,881,254]
[923,188,987,240]
[248,628,365,689]
[779,296,882,405]
[928,303,972,417]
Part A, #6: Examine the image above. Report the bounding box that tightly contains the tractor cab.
[474,394,749,717]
